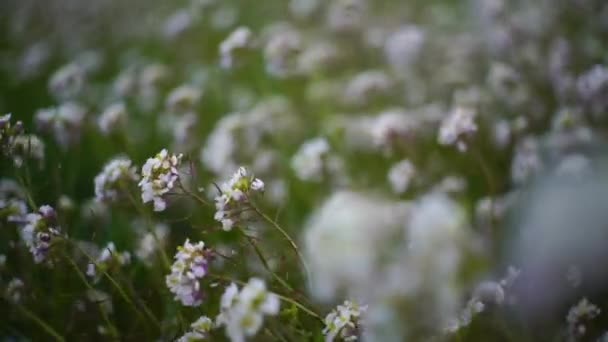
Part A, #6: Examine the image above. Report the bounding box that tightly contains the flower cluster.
[20,205,62,264]
[566,298,601,340]
[166,239,213,307]
[94,157,139,202]
[177,316,214,342]
[138,149,183,211]
[0,113,24,157]
[86,242,131,282]
[214,167,264,231]
[438,107,478,152]
[216,278,280,342]
[323,300,367,342]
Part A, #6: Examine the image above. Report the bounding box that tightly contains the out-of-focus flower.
[94,157,139,203]
[303,191,410,300]
[139,149,183,212]
[387,160,415,194]
[371,108,420,152]
[48,63,85,100]
[291,137,330,182]
[35,102,86,148]
[297,41,341,75]
[324,300,367,341]
[214,167,264,231]
[11,134,45,168]
[343,70,392,108]
[177,316,214,341]
[6,278,25,303]
[216,278,280,342]
[166,239,213,306]
[1,113,24,157]
[264,28,302,78]
[384,26,425,76]
[86,242,131,282]
[326,0,368,34]
[98,102,127,135]
[166,85,202,114]
[220,27,255,69]
[20,205,63,264]
[566,298,600,340]
[510,136,542,185]
[438,107,477,152]
[135,222,168,267]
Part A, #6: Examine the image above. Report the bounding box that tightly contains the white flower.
[303,191,410,300]
[166,85,202,113]
[138,149,183,212]
[370,108,420,151]
[326,0,368,34]
[177,315,214,341]
[35,102,86,148]
[6,278,25,303]
[264,28,302,78]
[291,137,330,182]
[11,134,45,168]
[438,106,477,152]
[166,239,213,306]
[86,242,131,282]
[20,205,62,264]
[98,102,127,135]
[214,167,264,231]
[94,157,139,202]
[343,70,392,108]
[567,298,601,339]
[220,27,255,69]
[48,63,84,100]
[384,26,426,75]
[216,278,280,342]
[387,160,415,194]
[323,301,367,342]
[135,223,168,267]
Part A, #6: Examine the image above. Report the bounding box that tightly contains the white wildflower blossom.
[511,136,542,185]
[11,134,45,167]
[216,278,280,342]
[370,108,420,152]
[326,0,368,34]
[94,157,139,202]
[343,70,392,107]
[135,222,168,267]
[48,63,85,100]
[438,106,478,152]
[178,316,214,341]
[388,160,415,194]
[384,26,426,75]
[324,301,367,342]
[20,205,62,264]
[566,298,600,340]
[264,28,302,78]
[214,167,264,231]
[291,137,330,182]
[6,278,25,303]
[35,102,86,148]
[98,102,127,135]
[138,149,183,212]
[166,85,202,113]
[166,239,213,307]
[86,242,131,282]
[220,26,255,69]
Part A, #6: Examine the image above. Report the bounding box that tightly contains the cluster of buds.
[177,316,214,342]
[0,113,25,157]
[214,167,264,231]
[166,239,214,307]
[20,205,63,264]
[94,157,140,203]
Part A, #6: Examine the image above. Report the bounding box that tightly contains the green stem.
[250,205,310,281]
[242,232,295,293]
[17,305,65,342]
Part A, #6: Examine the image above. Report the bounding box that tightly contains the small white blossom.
[264,28,302,78]
[220,27,255,69]
[86,242,131,282]
[94,157,139,202]
[20,205,62,264]
[166,85,202,113]
[177,315,214,341]
[567,298,600,340]
[387,160,415,194]
[343,70,392,108]
[438,107,478,152]
[323,301,367,342]
[166,239,213,306]
[98,102,127,135]
[6,278,25,303]
[11,134,45,168]
[135,223,168,267]
[138,149,183,212]
[214,167,264,231]
[48,63,85,100]
[216,278,280,342]
[291,137,330,182]
[35,102,86,148]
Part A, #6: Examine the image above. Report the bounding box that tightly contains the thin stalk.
[242,232,295,293]
[250,204,310,280]
[16,305,65,342]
